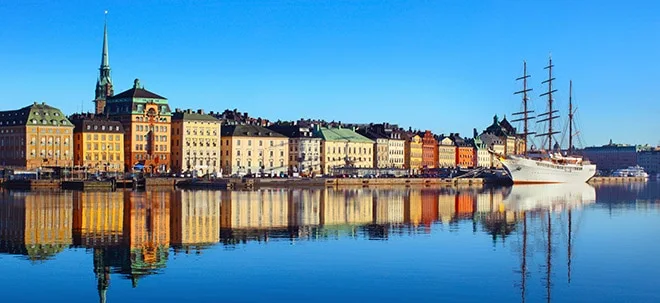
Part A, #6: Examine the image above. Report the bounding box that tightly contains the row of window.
[86,124,120,131]
[231,160,285,168]
[326,147,372,155]
[83,152,122,161]
[86,134,121,141]
[135,125,168,132]
[236,150,285,157]
[135,154,167,160]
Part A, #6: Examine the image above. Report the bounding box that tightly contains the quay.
[588,176,649,183]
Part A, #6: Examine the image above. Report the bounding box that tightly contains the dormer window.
[86,125,91,130]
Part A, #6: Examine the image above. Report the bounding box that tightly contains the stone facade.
[268,124,322,176]
[315,126,374,175]
[403,133,423,174]
[70,113,125,173]
[0,102,74,169]
[437,135,456,168]
[105,79,172,173]
[420,130,438,169]
[171,109,222,176]
[221,124,289,176]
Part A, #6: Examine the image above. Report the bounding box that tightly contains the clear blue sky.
[0,1,658,147]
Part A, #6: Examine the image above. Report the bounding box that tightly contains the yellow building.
[170,191,221,247]
[70,113,125,173]
[171,109,222,176]
[403,133,423,174]
[314,126,374,175]
[72,191,124,247]
[0,102,74,170]
[221,124,289,176]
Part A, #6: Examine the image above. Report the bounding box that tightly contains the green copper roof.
[314,127,373,143]
[0,102,72,127]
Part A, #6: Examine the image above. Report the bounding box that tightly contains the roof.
[172,110,220,122]
[0,102,72,127]
[68,114,124,133]
[314,127,373,143]
[267,125,316,138]
[109,79,166,100]
[221,124,286,138]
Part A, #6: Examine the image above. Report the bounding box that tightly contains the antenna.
[512,60,536,155]
[536,56,560,151]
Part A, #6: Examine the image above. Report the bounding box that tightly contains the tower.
[94,13,114,114]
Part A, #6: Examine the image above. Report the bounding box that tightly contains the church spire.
[94,11,114,114]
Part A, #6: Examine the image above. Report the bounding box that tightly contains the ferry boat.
[612,166,649,179]
[494,58,597,184]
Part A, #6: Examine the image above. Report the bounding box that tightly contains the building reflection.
[170,190,220,253]
[0,191,72,261]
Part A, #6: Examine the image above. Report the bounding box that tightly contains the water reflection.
[0,183,658,302]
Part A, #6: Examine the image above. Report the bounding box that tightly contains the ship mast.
[537,56,560,151]
[513,61,536,155]
[568,81,574,154]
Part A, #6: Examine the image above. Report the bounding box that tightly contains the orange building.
[452,134,475,168]
[70,113,125,173]
[105,79,172,173]
[420,130,438,169]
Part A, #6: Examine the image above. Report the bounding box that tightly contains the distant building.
[387,130,406,169]
[419,130,438,169]
[403,132,423,174]
[105,79,172,173]
[314,126,374,175]
[355,123,405,169]
[479,132,505,168]
[212,109,270,127]
[0,102,74,169]
[452,134,475,168]
[581,141,639,172]
[473,133,491,168]
[356,128,388,169]
[437,135,456,168]
[268,123,322,175]
[637,149,660,175]
[481,115,524,155]
[171,109,222,176]
[69,113,125,173]
[220,124,289,176]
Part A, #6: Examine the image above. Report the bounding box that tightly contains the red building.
[451,134,475,168]
[420,130,438,169]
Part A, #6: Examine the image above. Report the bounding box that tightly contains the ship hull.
[500,155,596,184]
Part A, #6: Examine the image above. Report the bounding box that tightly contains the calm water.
[0,182,659,303]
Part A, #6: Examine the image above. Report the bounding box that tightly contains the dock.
[588,176,649,183]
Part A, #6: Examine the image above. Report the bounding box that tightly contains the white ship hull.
[500,155,596,184]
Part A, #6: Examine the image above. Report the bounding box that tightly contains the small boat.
[612,166,649,179]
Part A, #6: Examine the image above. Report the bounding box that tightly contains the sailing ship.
[495,58,597,184]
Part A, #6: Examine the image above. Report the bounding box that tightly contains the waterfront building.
[105,79,172,173]
[0,102,74,170]
[220,124,289,176]
[580,141,640,172]
[267,123,322,176]
[479,132,505,168]
[356,128,389,169]
[482,115,524,155]
[453,134,475,168]
[171,109,221,176]
[387,130,406,169]
[419,130,438,169]
[314,126,374,175]
[403,132,423,174]
[637,150,660,174]
[170,191,221,248]
[473,133,491,168]
[356,123,405,169]
[437,135,457,168]
[93,19,114,115]
[70,113,124,173]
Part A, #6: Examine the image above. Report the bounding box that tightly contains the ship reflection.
[1,184,655,303]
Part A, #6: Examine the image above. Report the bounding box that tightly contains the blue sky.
[0,1,658,146]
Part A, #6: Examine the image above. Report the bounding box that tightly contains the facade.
[479,132,505,168]
[581,142,639,172]
[356,128,389,169]
[171,109,221,176]
[268,124,322,176]
[70,114,125,173]
[387,131,405,169]
[437,135,456,168]
[420,130,438,169]
[0,102,74,169]
[93,20,114,115]
[453,134,475,168]
[403,133,423,174]
[356,123,405,169]
[220,124,289,176]
[315,126,374,175]
[637,150,660,174]
[473,136,491,168]
[482,115,524,155]
[105,79,172,173]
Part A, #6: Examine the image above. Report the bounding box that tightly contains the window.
[248,140,252,146]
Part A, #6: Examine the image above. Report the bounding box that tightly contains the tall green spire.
[101,12,109,69]
[95,11,114,114]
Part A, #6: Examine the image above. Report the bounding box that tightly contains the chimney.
[197,109,204,115]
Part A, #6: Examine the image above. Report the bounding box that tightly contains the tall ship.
[495,58,597,184]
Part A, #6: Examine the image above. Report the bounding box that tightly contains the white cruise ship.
[495,58,597,184]
[612,166,649,179]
